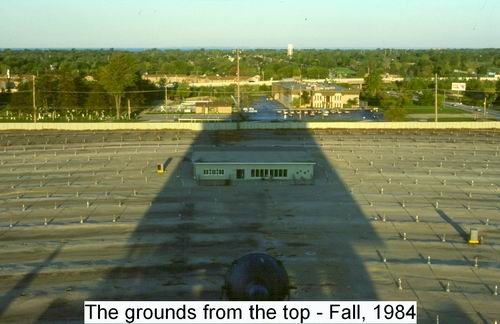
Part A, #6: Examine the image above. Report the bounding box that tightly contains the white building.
[311,88,360,109]
[287,44,294,57]
[192,151,315,184]
[272,81,360,110]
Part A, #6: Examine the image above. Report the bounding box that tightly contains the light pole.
[32,75,37,123]
[236,49,240,113]
[483,96,487,118]
[164,75,168,108]
[164,82,174,112]
[434,73,438,122]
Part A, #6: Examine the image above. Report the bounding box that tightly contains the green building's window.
[203,169,225,176]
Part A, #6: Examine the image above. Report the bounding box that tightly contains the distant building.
[0,79,15,92]
[271,80,307,108]
[311,85,360,109]
[272,81,360,110]
[0,74,29,93]
[192,151,315,184]
[179,96,233,114]
[287,44,294,57]
[142,74,261,87]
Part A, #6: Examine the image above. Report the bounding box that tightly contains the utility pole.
[164,75,168,109]
[236,49,240,113]
[443,90,446,110]
[434,73,438,122]
[32,75,37,123]
[128,99,131,120]
[483,96,487,118]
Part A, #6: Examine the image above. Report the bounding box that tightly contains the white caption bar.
[85,301,417,323]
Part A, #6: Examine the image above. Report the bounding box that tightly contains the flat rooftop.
[273,80,351,92]
[0,129,498,323]
[192,151,316,164]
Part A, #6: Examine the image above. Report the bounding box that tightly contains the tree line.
[2,55,161,121]
[0,52,272,121]
[1,48,499,80]
[1,49,499,121]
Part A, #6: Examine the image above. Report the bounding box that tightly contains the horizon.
[2,47,500,51]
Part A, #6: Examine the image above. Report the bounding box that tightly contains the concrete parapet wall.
[0,121,499,131]
[0,122,235,131]
[242,121,500,130]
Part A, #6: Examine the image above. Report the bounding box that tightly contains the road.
[445,102,500,120]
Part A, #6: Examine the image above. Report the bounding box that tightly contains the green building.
[192,151,315,183]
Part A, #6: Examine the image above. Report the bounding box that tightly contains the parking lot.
[245,97,381,122]
[0,129,498,323]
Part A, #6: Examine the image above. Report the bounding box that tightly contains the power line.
[36,89,165,94]
[6,84,500,95]
[7,89,275,95]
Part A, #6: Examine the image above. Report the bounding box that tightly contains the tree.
[464,79,497,106]
[495,79,500,105]
[36,74,58,111]
[8,81,32,118]
[56,66,79,110]
[345,98,358,108]
[381,94,406,121]
[475,65,488,77]
[85,82,111,115]
[417,90,443,107]
[99,53,138,119]
[362,72,383,105]
[414,54,434,77]
[301,91,310,106]
[175,83,191,100]
[2,48,500,83]
[401,78,429,91]
[124,75,159,114]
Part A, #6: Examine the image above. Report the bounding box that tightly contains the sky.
[1,0,499,49]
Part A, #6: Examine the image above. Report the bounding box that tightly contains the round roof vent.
[224,253,290,301]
